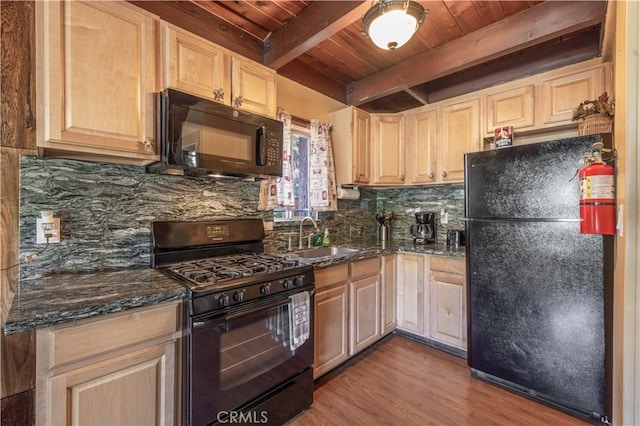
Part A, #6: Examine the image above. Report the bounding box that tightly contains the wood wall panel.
[1,0,38,407]
[0,390,34,426]
[1,0,37,150]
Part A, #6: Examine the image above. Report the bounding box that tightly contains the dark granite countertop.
[290,240,465,268]
[4,268,185,335]
[4,241,463,336]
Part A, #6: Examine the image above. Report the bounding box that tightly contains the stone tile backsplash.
[19,155,464,279]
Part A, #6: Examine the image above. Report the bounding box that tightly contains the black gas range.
[152,218,314,426]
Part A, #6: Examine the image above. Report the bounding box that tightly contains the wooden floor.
[289,335,591,426]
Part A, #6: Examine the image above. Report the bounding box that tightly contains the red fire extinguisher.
[579,142,616,235]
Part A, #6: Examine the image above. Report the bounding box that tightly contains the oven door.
[186,290,314,426]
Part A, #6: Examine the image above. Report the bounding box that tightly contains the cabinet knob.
[213,88,224,102]
[428,172,435,180]
[400,175,405,181]
[233,96,243,108]
[442,171,448,179]
[142,137,154,152]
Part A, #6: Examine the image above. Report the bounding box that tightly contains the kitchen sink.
[290,246,359,260]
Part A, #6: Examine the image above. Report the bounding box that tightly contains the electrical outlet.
[36,211,61,244]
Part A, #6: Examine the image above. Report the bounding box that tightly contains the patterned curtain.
[308,120,338,211]
[258,108,295,210]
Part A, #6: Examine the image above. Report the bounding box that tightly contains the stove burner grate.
[166,253,301,287]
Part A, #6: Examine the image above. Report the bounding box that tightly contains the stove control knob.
[233,290,245,303]
[218,294,230,307]
[283,279,292,289]
[294,276,304,287]
[260,284,271,295]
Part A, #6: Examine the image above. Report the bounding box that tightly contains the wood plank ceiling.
[129,0,607,113]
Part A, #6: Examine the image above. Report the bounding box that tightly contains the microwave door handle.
[256,126,266,166]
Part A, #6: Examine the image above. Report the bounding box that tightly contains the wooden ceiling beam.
[128,0,263,63]
[346,0,607,106]
[264,1,370,70]
[277,59,348,104]
[422,30,602,104]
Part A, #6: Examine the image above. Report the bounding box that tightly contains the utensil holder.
[379,225,390,242]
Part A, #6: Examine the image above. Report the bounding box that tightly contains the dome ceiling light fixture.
[361,0,428,50]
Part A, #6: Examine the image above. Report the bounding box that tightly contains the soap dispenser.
[322,229,331,247]
[313,231,323,247]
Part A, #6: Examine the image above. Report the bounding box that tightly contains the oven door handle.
[224,289,315,321]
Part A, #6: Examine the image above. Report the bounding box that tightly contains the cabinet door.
[540,65,610,126]
[45,342,177,426]
[407,109,437,184]
[429,256,467,349]
[381,255,397,335]
[371,114,406,185]
[314,285,349,378]
[438,98,481,183]
[36,302,181,426]
[162,22,229,103]
[396,253,426,335]
[349,274,381,356]
[485,85,535,135]
[36,0,158,164]
[230,56,276,117]
[353,108,372,184]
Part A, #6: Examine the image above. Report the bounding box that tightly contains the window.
[274,125,317,221]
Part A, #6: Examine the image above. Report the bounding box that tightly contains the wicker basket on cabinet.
[578,114,613,136]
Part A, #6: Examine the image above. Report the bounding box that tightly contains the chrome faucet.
[298,216,319,250]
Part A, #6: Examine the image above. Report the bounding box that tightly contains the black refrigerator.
[464,135,612,422]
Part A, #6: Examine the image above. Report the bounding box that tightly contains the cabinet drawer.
[315,264,349,291]
[350,257,381,280]
[430,256,465,275]
[44,301,180,369]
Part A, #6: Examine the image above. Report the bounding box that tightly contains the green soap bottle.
[313,231,323,247]
[322,228,330,246]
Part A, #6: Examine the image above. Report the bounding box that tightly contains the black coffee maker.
[410,212,436,244]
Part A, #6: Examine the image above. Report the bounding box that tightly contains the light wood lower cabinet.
[349,257,381,356]
[36,301,182,425]
[314,257,384,377]
[396,253,427,335]
[381,254,397,335]
[396,253,468,351]
[428,256,467,350]
[313,264,349,379]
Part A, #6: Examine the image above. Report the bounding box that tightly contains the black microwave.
[148,89,283,179]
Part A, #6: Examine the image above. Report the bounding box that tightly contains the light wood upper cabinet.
[371,114,406,185]
[314,264,349,379]
[438,98,481,183]
[36,0,158,165]
[407,108,438,184]
[160,23,276,118]
[331,106,371,186]
[230,56,277,117]
[161,22,229,103]
[428,256,467,350]
[539,64,610,127]
[396,253,427,335]
[36,301,181,425]
[485,85,535,136]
